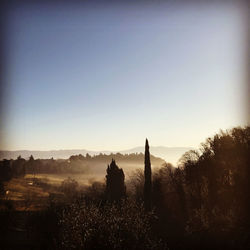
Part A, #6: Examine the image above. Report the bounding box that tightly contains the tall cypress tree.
[144,138,152,210]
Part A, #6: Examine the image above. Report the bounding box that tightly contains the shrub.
[59,199,167,250]
[60,177,79,200]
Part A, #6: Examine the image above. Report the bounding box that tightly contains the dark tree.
[28,154,36,178]
[144,138,152,210]
[0,160,12,182]
[29,155,34,161]
[12,156,26,177]
[106,159,126,201]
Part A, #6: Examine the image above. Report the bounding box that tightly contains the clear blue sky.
[1,2,247,151]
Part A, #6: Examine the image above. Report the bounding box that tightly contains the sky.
[0,1,248,151]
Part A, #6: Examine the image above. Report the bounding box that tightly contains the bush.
[59,199,167,250]
[60,177,79,200]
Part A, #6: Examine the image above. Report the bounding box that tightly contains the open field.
[2,177,51,211]
[24,173,104,186]
[1,172,107,211]
[0,174,98,211]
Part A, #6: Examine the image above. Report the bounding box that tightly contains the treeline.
[0,153,165,181]
[58,126,250,249]
[147,126,250,249]
[69,152,164,164]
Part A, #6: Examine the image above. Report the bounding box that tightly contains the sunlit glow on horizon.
[0,1,247,151]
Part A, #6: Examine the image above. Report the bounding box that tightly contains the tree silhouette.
[106,159,126,201]
[144,138,152,210]
[28,155,36,179]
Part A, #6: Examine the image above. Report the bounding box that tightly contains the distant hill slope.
[0,146,193,165]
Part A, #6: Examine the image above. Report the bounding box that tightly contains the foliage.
[149,126,250,249]
[106,159,126,201]
[127,168,144,201]
[60,177,79,200]
[59,199,167,250]
[0,153,165,177]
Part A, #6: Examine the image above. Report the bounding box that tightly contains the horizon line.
[0,145,195,152]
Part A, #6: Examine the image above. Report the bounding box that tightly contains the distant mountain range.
[0,146,193,165]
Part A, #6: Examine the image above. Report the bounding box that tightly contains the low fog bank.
[0,153,167,188]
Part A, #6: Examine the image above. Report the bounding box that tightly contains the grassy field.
[1,173,105,211]
[24,173,105,186]
[2,177,50,210]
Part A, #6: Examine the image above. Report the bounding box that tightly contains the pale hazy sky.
[1,1,247,151]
